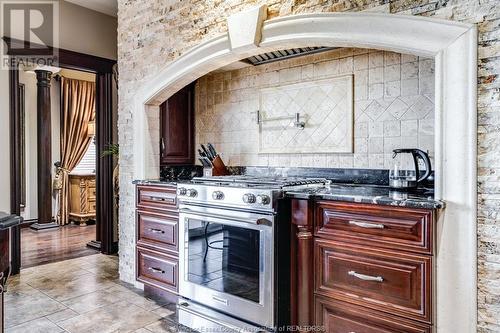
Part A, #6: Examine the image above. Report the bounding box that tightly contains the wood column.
[31,70,58,231]
[290,199,314,328]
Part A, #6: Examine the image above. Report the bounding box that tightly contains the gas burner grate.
[191,176,329,188]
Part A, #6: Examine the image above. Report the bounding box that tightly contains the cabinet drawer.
[88,187,96,200]
[315,296,431,333]
[137,210,178,254]
[137,247,178,293]
[315,239,431,323]
[136,185,177,212]
[316,201,433,254]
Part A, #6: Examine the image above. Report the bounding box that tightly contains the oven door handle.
[179,208,272,226]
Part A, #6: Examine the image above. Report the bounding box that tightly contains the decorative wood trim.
[96,72,115,254]
[2,37,116,73]
[19,84,26,208]
[290,199,314,327]
[9,58,21,274]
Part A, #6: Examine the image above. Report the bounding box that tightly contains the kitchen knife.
[198,158,208,167]
[198,148,207,158]
[202,156,213,166]
[200,144,212,160]
[207,143,218,158]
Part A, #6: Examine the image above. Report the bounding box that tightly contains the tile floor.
[4,254,185,333]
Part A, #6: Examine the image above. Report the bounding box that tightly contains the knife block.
[204,156,230,177]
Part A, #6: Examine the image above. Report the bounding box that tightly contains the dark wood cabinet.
[135,184,179,300]
[315,239,431,323]
[0,230,8,333]
[315,201,433,255]
[291,199,437,332]
[137,210,178,254]
[160,84,195,165]
[137,247,178,294]
[315,296,431,333]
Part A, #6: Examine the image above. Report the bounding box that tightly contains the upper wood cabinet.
[160,83,195,165]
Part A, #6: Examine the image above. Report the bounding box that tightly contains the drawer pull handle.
[148,267,165,274]
[148,228,165,234]
[348,270,383,282]
[348,220,384,229]
[149,196,166,202]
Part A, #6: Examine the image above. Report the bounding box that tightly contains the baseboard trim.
[29,222,59,231]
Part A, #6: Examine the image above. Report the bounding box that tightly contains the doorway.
[18,67,104,268]
[5,37,117,273]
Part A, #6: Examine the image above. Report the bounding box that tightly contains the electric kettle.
[389,148,432,190]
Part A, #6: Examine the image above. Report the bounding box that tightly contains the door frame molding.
[3,37,117,273]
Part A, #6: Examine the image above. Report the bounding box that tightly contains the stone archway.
[130,7,477,332]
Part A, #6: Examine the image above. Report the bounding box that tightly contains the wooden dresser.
[69,174,96,225]
[135,184,179,301]
[291,199,436,333]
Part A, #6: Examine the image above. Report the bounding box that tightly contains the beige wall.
[59,1,117,60]
[0,1,116,214]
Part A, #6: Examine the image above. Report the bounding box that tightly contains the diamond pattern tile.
[258,75,354,154]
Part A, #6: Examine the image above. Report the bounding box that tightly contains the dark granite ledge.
[0,212,22,230]
[285,183,445,210]
[132,179,178,186]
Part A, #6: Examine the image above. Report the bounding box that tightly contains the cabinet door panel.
[137,210,178,254]
[315,239,431,323]
[315,296,431,333]
[137,247,178,293]
[160,84,194,165]
[136,185,177,213]
[316,201,433,255]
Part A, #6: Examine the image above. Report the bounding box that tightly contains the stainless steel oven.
[176,176,326,332]
[179,203,275,328]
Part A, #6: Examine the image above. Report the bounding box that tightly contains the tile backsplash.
[195,48,435,169]
[259,75,354,154]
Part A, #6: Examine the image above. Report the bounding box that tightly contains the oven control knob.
[177,187,187,196]
[186,189,198,198]
[242,193,256,204]
[212,191,224,200]
[256,194,270,205]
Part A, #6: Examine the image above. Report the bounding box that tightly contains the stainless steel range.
[177,176,328,332]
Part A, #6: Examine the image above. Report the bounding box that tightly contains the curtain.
[57,78,96,225]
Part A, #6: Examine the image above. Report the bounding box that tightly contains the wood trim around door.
[8,58,21,274]
[5,37,118,271]
[96,72,115,254]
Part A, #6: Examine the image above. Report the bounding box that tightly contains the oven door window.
[187,218,261,303]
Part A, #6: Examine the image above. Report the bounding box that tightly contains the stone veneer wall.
[195,48,435,169]
[117,1,499,330]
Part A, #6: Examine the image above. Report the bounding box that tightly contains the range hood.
[243,47,336,66]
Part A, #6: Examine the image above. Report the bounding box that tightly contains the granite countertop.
[285,183,445,210]
[133,178,444,210]
[0,212,22,230]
